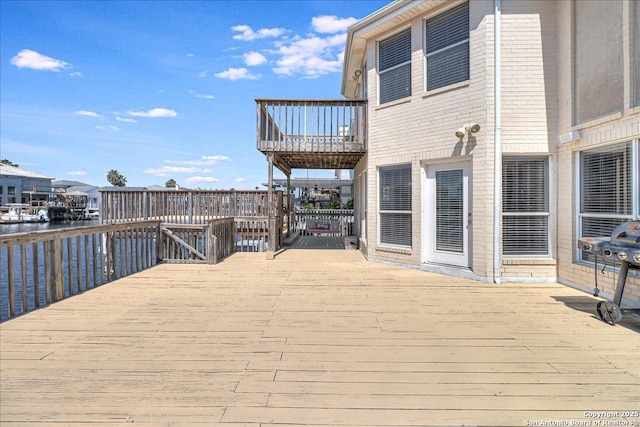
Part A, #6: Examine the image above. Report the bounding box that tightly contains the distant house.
[52,180,101,214]
[0,164,54,205]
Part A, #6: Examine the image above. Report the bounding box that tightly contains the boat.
[0,203,50,223]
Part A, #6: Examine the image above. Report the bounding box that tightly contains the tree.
[1,159,19,167]
[165,178,177,188]
[106,169,127,187]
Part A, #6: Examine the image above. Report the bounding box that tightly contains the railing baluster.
[21,243,28,313]
[33,242,40,308]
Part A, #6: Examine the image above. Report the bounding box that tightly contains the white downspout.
[493,0,502,284]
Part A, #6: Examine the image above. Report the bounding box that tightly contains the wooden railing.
[100,190,282,225]
[0,218,239,321]
[293,209,355,237]
[0,221,160,321]
[159,218,236,264]
[256,99,367,153]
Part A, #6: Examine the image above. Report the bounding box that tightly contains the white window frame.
[378,164,412,248]
[576,140,640,265]
[502,156,551,257]
[423,1,470,93]
[378,28,412,105]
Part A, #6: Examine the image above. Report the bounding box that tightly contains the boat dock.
[1,249,638,426]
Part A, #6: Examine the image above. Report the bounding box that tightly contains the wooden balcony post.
[266,152,275,260]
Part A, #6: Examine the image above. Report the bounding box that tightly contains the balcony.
[256,99,367,171]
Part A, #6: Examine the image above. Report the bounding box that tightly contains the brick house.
[338,0,640,304]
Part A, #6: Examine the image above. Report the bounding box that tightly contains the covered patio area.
[1,250,638,426]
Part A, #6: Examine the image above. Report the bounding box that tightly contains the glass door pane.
[435,169,463,252]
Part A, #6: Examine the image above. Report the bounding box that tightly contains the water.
[0,219,99,235]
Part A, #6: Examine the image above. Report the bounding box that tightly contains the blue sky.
[0,0,388,189]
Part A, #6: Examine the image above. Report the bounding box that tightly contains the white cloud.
[143,166,198,176]
[198,70,208,78]
[312,15,358,34]
[186,176,220,184]
[10,49,71,72]
[231,24,286,41]
[67,170,87,176]
[69,71,82,78]
[272,33,346,78]
[243,51,267,66]
[201,155,230,162]
[235,177,247,183]
[214,67,260,81]
[166,155,230,166]
[126,108,177,118]
[187,89,215,100]
[115,116,137,123]
[75,110,103,118]
[95,125,121,131]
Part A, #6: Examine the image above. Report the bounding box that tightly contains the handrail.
[0,221,161,321]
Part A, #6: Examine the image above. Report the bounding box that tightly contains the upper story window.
[574,0,623,123]
[378,28,411,104]
[425,1,469,92]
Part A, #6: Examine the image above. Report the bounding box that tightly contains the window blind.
[579,142,635,264]
[580,143,632,215]
[435,169,463,252]
[425,1,469,92]
[502,158,549,256]
[379,165,412,247]
[379,29,411,104]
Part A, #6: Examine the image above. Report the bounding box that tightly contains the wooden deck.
[1,250,639,426]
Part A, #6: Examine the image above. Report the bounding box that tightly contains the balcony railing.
[256,99,367,155]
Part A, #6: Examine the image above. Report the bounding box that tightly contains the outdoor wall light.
[352,69,362,81]
[455,123,481,138]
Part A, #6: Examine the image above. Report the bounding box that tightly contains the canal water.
[0,219,99,235]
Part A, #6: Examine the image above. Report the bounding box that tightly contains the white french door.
[423,161,472,267]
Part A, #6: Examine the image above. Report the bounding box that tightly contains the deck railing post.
[52,232,64,302]
[207,223,217,265]
[156,225,163,264]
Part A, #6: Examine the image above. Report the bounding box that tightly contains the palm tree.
[107,169,127,187]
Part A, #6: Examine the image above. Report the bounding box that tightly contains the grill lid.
[610,221,640,248]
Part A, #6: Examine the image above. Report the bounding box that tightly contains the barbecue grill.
[578,220,640,324]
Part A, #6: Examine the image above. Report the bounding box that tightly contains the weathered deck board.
[1,250,639,426]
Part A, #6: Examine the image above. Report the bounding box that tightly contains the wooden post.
[286,173,291,238]
[21,244,28,313]
[266,153,275,260]
[207,223,216,265]
[156,225,163,264]
[52,232,64,302]
[7,246,15,317]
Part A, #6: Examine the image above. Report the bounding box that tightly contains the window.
[579,142,639,263]
[425,1,469,92]
[574,0,623,123]
[379,165,412,247]
[8,186,16,204]
[502,157,550,256]
[379,29,411,104]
